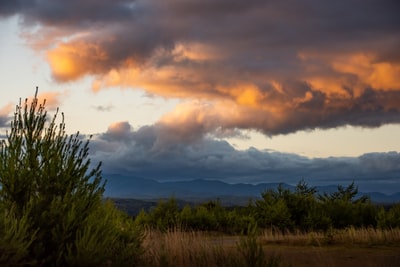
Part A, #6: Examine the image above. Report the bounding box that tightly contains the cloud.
[0,91,64,131]
[89,121,400,193]
[35,91,65,110]
[21,90,65,111]
[3,0,400,136]
[102,121,133,141]
[0,103,13,128]
[92,104,114,112]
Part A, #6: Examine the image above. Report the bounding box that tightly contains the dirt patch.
[265,245,400,267]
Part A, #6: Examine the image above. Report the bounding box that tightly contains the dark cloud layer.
[90,122,400,194]
[0,115,9,128]
[0,103,13,129]
[2,0,400,135]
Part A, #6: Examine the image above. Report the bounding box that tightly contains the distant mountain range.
[104,174,400,204]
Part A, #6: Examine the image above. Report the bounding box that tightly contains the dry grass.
[140,228,400,267]
[260,227,400,246]
[141,229,237,267]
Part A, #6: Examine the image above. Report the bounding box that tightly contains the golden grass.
[140,228,400,267]
[141,229,237,267]
[260,227,400,246]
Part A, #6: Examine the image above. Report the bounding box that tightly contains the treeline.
[134,180,400,233]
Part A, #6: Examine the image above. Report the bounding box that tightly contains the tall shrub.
[0,88,142,266]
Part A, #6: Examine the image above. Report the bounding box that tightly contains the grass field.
[140,228,400,267]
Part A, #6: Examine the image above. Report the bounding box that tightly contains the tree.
[149,197,181,231]
[377,203,400,229]
[318,182,376,228]
[255,185,293,230]
[286,180,330,231]
[0,88,142,265]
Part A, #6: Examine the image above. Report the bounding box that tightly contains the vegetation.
[0,89,399,266]
[0,89,142,266]
[134,181,400,266]
[134,180,400,233]
[141,227,400,267]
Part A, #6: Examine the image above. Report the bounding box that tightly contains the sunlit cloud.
[2,0,400,137]
[35,91,66,110]
[103,121,132,141]
[0,91,63,130]
[47,42,108,82]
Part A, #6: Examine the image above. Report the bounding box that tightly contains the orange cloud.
[332,53,400,91]
[219,83,264,108]
[300,52,400,99]
[44,36,400,137]
[156,100,241,146]
[6,0,400,136]
[89,42,220,94]
[172,42,222,62]
[107,121,131,134]
[158,99,284,141]
[37,91,66,110]
[47,41,108,82]
[24,91,66,111]
[0,92,63,126]
[369,62,400,90]
[0,103,13,116]
[91,63,217,99]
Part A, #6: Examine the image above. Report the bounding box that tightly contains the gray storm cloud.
[89,122,400,193]
[0,115,9,129]
[1,0,400,136]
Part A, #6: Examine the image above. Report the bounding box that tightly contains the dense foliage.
[135,180,400,233]
[0,89,142,266]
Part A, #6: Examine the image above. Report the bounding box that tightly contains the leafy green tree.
[191,205,219,231]
[285,180,317,230]
[255,186,293,230]
[256,181,332,231]
[148,197,180,231]
[135,209,151,229]
[377,203,400,229]
[319,182,376,228]
[286,180,330,231]
[200,200,229,231]
[319,182,368,203]
[0,89,142,265]
[225,205,257,234]
[179,204,193,229]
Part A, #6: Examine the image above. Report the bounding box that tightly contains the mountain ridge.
[104,174,400,203]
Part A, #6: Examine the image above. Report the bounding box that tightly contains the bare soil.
[264,245,400,267]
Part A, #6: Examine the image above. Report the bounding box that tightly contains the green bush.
[0,204,36,266]
[319,182,377,228]
[377,203,400,229]
[148,198,180,231]
[255,186,293,230]
[0,89,143,265]
[66,201,143,266]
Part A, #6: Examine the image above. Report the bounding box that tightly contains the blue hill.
[104,174,400,204]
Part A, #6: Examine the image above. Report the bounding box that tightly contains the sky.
[1,0,400,193]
